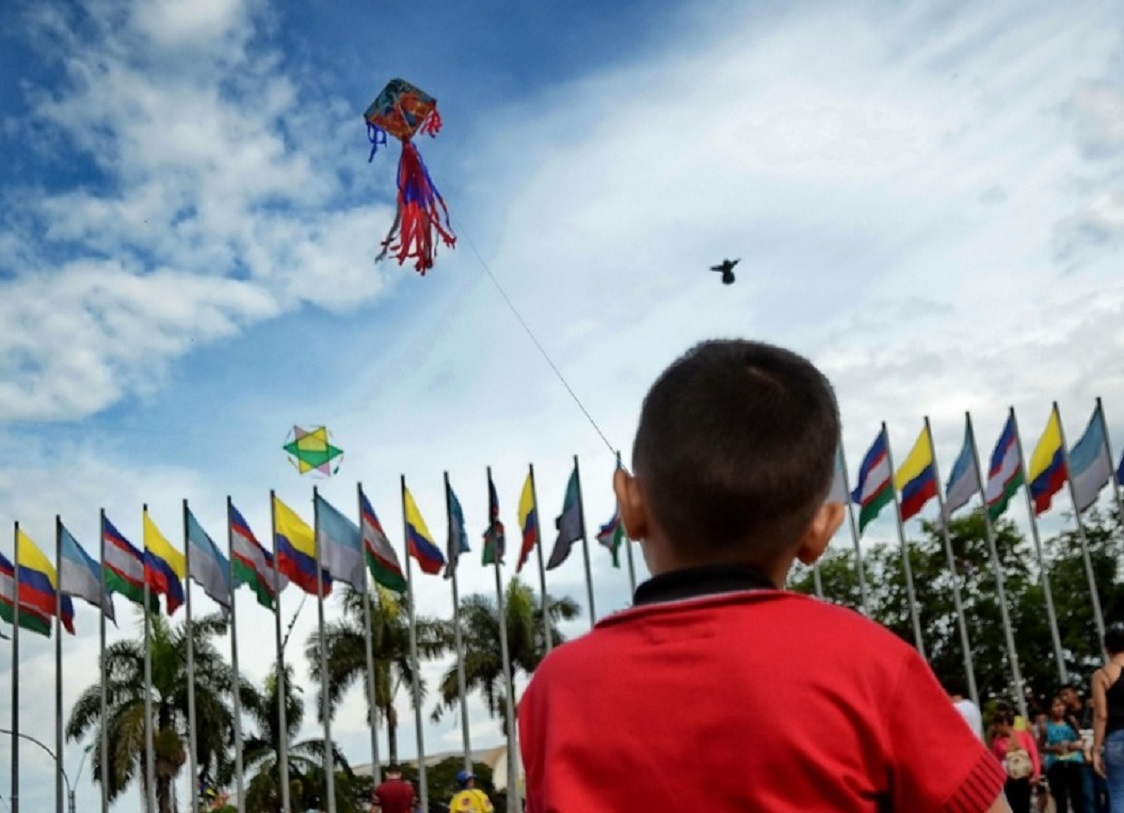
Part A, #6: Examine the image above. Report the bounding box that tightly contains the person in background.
[449,771,493,813]
[943,676,984,739]
[1093,626,1124,812]
[373,764,417,813]
[990,709,1041,813]
[1041,694,1086,813]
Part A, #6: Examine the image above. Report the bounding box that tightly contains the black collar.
[633,564,777,606]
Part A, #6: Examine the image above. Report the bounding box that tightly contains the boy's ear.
[795,502,845,566]
[614,467,648,541]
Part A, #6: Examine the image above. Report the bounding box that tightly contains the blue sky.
[1,0,1124,810]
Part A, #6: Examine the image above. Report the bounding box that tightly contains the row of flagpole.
[1,453,631,813]
[822,399,1124,720]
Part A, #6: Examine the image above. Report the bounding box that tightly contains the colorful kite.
[283,426,344,477]
[365,78,456,275]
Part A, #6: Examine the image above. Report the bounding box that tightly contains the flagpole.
[487,467,520,813]
[1055,402,1106,644]
[883,425,925,658]
[966,413,1028,720]
[1011,408,1068,684]
[614,452,637,596]
[99,510,109,813]
[270,491,292,813]
[528,465,552,652]
[925,417,978,707]
[572,455,596,628]
[400,476,428,812]
[12,521,20,813]
[358,484,383,786]
[179,500,199,813]
[140,507,156,813]
[811,563,825,600]
[225,499,247,813]
[54,516,64,813]
[312,487,338,813]
[1097,398,1124,528]
[838,444,870,615]
[444,473,472,773]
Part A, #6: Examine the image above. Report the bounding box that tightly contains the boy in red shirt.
[517,339,1009,812]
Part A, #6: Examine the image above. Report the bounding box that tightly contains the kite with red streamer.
[365,78,456,275]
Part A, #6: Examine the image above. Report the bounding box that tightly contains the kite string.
[449,214,621,462]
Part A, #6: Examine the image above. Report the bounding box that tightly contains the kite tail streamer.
[379,141,456,275]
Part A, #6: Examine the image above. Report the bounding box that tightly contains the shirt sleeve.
[1023,730,1042,778]
[885,650,1007,812]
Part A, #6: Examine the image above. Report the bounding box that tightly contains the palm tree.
[240,664,353,813]
[305,585,446,763]
[433,578,580,731]
[66,611,237,813]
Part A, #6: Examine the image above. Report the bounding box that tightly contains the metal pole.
[488,468,520,813]
[811,563,825,599]
[1011,408,1068,684]
[0,728,72,813]
[572,456,596,627]
[270,492,292,813]
[358,484,383,786]
[226,499,247,813]
[529,465,552,652]
[883,425,926,658]
[55,517,64,813]
[444,473,472,773]
[966,413,1028,719]
[313,488,338,813]
[141,508,155,813]
[12,522,20,813]
[183,501,199,813]
[838,444,870,615]
[99,510,109,813]
[1055,402,1106,644]
[925,417,978,706]
[400,477,428,812]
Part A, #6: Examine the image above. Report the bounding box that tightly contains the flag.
[482,478,505,566]
[274,496,329,596]
[985,414,1023,521]
[59,524,116,623]
[851,429,893,534]
[15,530,75,634]
[144,510,187,615]
[359,490,408,594]
[516,473,538,573]
[1118,448,1124,487]
[186,509,232,609]
[893,428,937,522]
[443,482,470,579]
[1069,407,1112,513]
[315,493,364,591]
[403,487,445,575]
[547,464,584,570]
[1028,407,1067,515]
[944,421,979,519]
[229,504,286,610]
[103,516,158,610]
[825,447,848,505]
[0,551,52,637]
[597,509,623,568]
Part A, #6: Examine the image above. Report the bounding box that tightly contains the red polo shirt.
[519,569,1005,812]
[373,777,416,813]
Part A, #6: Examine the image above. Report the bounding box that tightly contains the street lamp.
[0,728,84,813]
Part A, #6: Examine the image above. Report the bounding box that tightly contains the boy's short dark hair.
[632,339,840,556]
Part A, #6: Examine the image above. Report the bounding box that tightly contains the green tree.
[66,612,237,813]
[433,577,580,732]
[240,664,353,813]
[305,586,446,763]
[791,508,1124,708]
